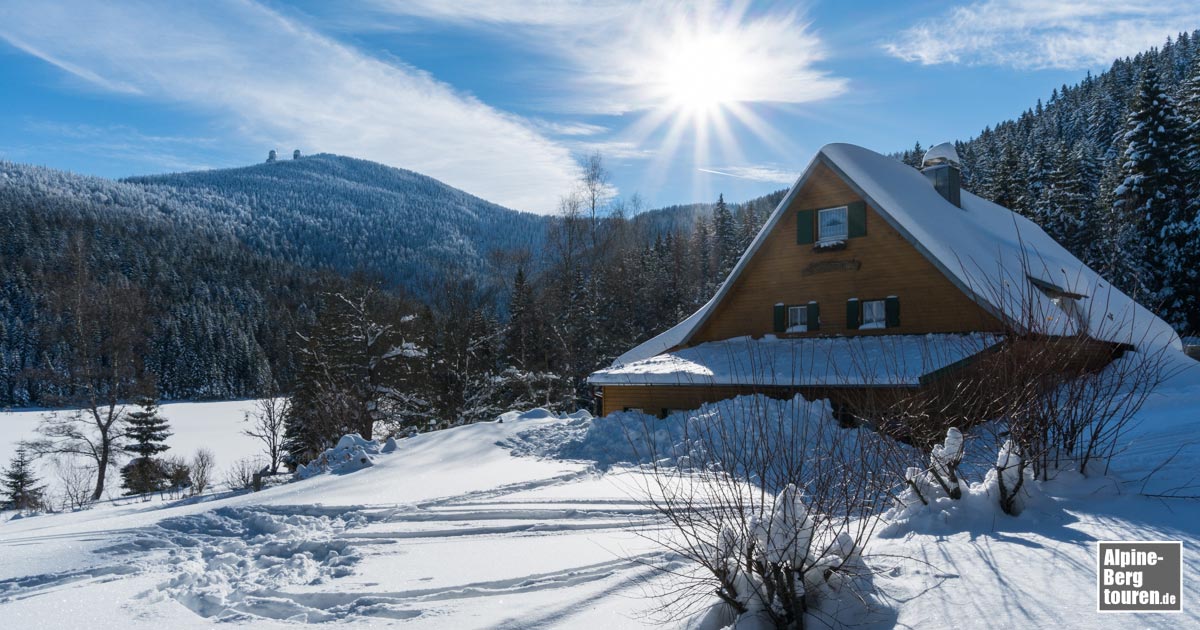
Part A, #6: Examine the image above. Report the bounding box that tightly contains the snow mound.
[498,408,592,423]
[295,434,384,479]
[509,395,912,483]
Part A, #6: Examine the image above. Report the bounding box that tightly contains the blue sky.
[1,1,1196,214]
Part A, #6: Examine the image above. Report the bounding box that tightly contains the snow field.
[2,361,1200,629]
[0,399,267,502]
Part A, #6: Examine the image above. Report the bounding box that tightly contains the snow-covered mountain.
[124,153,549,291]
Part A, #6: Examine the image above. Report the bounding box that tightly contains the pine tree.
[692,219,714,298]
[1113,65,1189,323]
[1,446,44,511]
[503,266,535,369]
[120,397,172,495]
[1040,143,1091,254]
[1174,55,1200,331]
[712,194,738,277]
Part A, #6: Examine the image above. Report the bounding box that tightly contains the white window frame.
[861,299,886,330]
[817,206,849,242]
[787,305,808,332]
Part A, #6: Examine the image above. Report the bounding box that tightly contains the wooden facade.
[689,162,1003,344]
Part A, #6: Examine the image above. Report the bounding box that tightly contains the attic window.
[1029,276,1088,330]
[818,206,848,242]
[1027,275,1087,300]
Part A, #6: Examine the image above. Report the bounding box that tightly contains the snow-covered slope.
[2,394,1199,629]
[0,415,674,629]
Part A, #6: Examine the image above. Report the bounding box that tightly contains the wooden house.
[588,143,1180,426]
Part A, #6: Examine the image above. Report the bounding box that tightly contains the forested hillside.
[0,161,334,405]
[898,29,1200,332]
[0,152,780,410]
[125,153,548,292]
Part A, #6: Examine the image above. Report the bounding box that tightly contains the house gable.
[609,143,1178,369]
[689,161,1003,344]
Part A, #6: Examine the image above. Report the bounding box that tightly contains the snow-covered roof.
[591,334,1003,387]
[611,143,1179,368]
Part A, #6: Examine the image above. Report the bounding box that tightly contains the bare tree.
[243,396,290,475]
[190,448,215,495]
[30,237,151,500]
[580,151,611,248]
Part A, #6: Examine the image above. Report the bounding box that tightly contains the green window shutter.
[808,301,820,331]
[846,299,860,330]
[796,209,815,244]
[847,201,867,238]
[885,296,901,327]
[773,304,786,333]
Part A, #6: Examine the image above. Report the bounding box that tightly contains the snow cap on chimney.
[920,142,962,207]
[922,142,960,168]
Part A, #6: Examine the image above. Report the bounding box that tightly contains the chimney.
[920,142,961,207]
[293,149,301,160]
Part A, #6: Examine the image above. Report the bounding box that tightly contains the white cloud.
[571,140,655,160]
[367,0,628,27]
[0,1,579,213]
[697,165,797,185]
[885,0,1200,70]
[367,1,847,114]
[531,119,609,137]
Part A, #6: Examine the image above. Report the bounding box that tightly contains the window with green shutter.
[847,201,867,238]
[845,298,860,330]
[885,296,901,327]
[773,304,786,332]
[807,301,820,331]
[796,209,815,244]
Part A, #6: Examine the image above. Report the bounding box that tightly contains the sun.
[616,6,808,199]
[651,29,749,115]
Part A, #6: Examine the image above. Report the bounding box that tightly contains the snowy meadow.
[2,350,1199,629]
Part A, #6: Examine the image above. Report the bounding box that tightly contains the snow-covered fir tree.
[1,446,44,511]
[711,194,739,277]
[1113,65,1189,320]
[120,397,173,495]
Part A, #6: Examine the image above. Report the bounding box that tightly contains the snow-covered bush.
[295,433,396,479]
[885,434,1039,531]
[994,439,1026,515]
[619,394,907,628]
[903,428,965,505]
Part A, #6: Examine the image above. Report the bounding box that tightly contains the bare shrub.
[223,457,265,492]
[623,395,909,628]
[160,455,192,499]
[190,448,215,495]
[924,248,1186,514]
[55,459,96,511]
